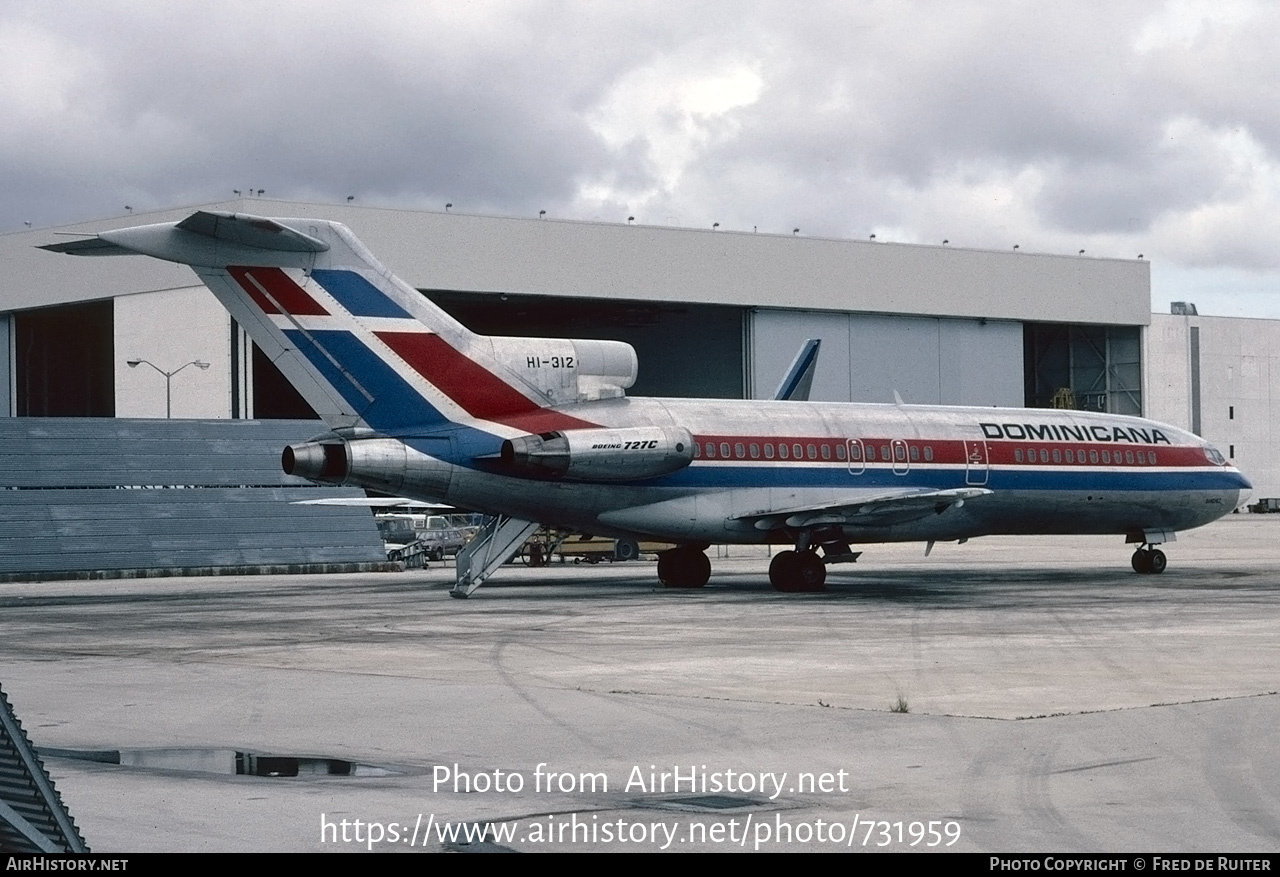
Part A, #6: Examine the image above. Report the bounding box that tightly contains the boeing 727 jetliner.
[44,212,1251,597]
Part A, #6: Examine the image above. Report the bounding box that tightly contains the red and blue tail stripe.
[226,265,595,437]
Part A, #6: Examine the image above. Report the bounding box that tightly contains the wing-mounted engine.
[481,336,638,404]
[500,426,694,482]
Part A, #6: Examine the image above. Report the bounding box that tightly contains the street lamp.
[127,358,210,418]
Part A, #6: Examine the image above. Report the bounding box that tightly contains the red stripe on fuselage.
[228,266,330,316]
[691,435,1214,468]
[376,331,596,429]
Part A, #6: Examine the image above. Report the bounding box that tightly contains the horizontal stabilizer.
[38,237,134,256]
[175,211,329,253]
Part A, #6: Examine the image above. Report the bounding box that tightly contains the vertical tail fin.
[52,211,632,435]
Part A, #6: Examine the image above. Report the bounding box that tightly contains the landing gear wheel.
[770,550,827,592]
[522,543,546,567]
[658,547,710,588]
[796,551,827,591]
[1131,548,1167,574]
[614,539,640,562]
[769,551,801,592]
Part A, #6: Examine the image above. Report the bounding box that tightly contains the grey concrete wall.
[114,286,232,419]
[1146,312,1280,499]
[6,198,1150,326]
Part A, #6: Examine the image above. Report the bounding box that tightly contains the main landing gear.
[1131,547,1167,574]
[658,545,711,588]
[769,549,826,592]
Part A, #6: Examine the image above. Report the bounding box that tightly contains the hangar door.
[750,309,1024,406]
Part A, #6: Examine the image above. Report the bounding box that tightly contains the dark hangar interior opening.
[424,290,748,400]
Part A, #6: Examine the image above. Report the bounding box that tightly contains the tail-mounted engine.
[282,436,452,498]
[500,426,694,482]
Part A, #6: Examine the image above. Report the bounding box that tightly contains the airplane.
[43,211,1252,597]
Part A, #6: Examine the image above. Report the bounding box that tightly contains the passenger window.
[1089,449,1099,464]
[750,443,760,459]
[735,442,746,458]
[1125,450,1134,464]
[848,444,860,461]
[1065,449,1073,463]
[910,445,919,461]
[924,446,933,462]
[1016,449,1023,462]
[1136,450,1145,464]
[780,444,789,459]
[880,445,890,460]
[1148,450,1157,465]
[794,443,804,459]
[693,442,701,458]
[1101,450,1111,464]
[1052,449,1061,463]
[866,445,876,461]
[705,442,715,458]
[765,443,775,459]
[895,444,906,462]
[836,444,847,460]
[720,442,731,458]
[1040,449,1049,463]
[821,444,831,460]
[807,444,817,459]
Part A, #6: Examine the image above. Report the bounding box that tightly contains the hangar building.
[0,198,1273,578]
[3,197,1152,417]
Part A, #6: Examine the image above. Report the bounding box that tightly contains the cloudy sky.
[4,1,1279,316]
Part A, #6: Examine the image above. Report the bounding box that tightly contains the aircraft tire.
[769,551,800,592]
[614,539,640,562]
[796,551,827,591]
[771,550,827,592]
[1131,550,1151,573]
[658,547,709,588]
[1147,549,1167,574]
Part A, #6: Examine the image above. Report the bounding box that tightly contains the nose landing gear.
[1131,547,1167,574]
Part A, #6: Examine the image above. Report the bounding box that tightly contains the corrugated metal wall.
[0,419,388,578]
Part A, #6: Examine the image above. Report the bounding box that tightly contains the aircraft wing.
[734,487,992,531]
[291,497,453,508]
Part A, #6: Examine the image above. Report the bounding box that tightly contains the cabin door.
[964,439,989,486]
[846,439,865,475]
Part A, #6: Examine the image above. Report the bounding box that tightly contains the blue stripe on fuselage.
[640,464,1248,492]
[311,269,413,319]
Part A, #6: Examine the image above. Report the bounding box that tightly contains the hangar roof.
[3,199,1149,325]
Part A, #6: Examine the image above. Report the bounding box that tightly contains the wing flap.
[740,487,992,530]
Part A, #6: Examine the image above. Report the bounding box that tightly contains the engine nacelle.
[500,426,694,482]
[282,437,453,498]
